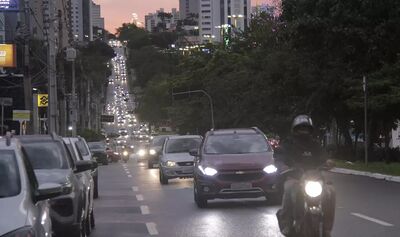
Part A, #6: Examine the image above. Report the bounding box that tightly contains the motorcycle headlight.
[198,165,218,176]
[149,149,156,155]
[137,149,146,156]
[305,181,323,198]
[123,151,129,156]
[263,164,278,174]
[166,160,176,167]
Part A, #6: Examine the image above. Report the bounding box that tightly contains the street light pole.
[172,90,215,130]
[66,48,77,136]
[363,76,368,164]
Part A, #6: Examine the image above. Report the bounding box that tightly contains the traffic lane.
[128,161,283,237]
[327,172,400,237]
[91,162,156,237]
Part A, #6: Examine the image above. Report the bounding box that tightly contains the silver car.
[159,135,202,185]
[0,135,62,237]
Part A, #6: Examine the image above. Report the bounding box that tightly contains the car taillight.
[3,226,36,237]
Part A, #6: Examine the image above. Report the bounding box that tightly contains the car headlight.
[137,149,146,156]
[263,164,278,174]
[198,165,218,176]
[305,181,323,198]
[166,160,176,167]
[149,149,156,155]
[123,151,129,156]
[130,145,134,149]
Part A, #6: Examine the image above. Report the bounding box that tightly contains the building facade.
[144,8,180,33]
[91,2,104,29]
[199,0,251,43]
[179,0,199,20]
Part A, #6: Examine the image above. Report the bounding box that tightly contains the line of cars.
[0,133,99,237]
[142,128,282,208]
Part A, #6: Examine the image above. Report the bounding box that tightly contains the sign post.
[0,97,12,135]
[13,110,30,135]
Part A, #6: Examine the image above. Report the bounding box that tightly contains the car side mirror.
[189,149,199,157]
[75,160,94,173]
[36,183,63,202]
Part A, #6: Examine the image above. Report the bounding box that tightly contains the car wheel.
[194,184,208,208]
[93,175,99,199]
[159,169,168,185]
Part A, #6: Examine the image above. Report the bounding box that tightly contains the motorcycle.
[277,167,335,237]
[122,150,129,163]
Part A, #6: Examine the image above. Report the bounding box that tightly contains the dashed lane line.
[132,186,139,192]
[136,194,144,201]
[351,213,394,227]
[127,174,132,178]
[140,205,150,215]
[146,222,159,235]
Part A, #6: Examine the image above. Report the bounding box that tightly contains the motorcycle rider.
[275,115,335,237]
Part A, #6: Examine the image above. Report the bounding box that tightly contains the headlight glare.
[305,181,323,198]
[166,160,176,167]
[263,164,278,174]
[199,165,218,176]
[149,149,156,155]
[123,151,129,156]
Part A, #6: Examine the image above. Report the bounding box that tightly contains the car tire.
[194,184,208,208]
[93,175,99,199]
[69,213,86,237]
[148,161,153,169]
[159,169,168,185]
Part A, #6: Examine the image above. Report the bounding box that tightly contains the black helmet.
[292,115,314,134]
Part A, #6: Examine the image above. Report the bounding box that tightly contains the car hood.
[0,196,27,236]
[201,152,274,171]
[34,169,71,185]
[162,153,194,162]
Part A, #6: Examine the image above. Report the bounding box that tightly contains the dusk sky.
[94,0,277,33]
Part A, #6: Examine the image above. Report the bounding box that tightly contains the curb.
[331,168,400,183]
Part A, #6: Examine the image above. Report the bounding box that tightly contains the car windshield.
[166,138,202,154]
[204,134,271,154]
[75,140,89,156]
[88,142,105,150]
[23,141,70,169]
[0,151,21,198]
[151,136,167,147]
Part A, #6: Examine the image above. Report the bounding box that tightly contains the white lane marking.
[136,194,144,201]
[146,222,159,235]
[132,186,139,192]
[351,213,394,227]
[127,174,132,178]
[140,205,150,215]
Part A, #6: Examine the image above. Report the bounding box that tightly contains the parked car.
[159,135,203,185]
[63,137,96,235]
[147,135,176,169]
[88,141,108,165]
[73,137,99,198]
[191,128,281,208]
[0,134,62,237]
[19,134,94,237]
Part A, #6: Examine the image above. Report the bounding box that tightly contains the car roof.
[167,135,202,140]
[0,137,20,149]
[208,128,260,135]
[17,134,63,143]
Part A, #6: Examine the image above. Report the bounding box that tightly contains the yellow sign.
[0,44,16,67]
[38,94,48,107]
[13,110,30,121]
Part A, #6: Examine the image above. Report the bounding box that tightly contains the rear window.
[75,140,89,156]
[166,138,202,154]
[0,151,21,198]
[23,141,70,169]
[204,134,271,154]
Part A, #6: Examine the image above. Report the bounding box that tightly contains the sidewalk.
[331,167,400,183]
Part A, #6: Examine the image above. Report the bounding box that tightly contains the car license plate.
[230,182,252,190]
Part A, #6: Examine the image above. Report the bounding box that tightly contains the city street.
[91,160,400,237]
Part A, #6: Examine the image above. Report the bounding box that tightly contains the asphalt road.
[90,159,400,237]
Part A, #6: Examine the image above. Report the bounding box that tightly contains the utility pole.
[43,0,58,134]
[363,76,368,164]
[23,0,33,134]
[66,48,77,136]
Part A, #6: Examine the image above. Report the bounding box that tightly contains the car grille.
[217,171,265,182]
[177,161,194,166]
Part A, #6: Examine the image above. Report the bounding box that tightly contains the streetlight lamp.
[172,90,215,130]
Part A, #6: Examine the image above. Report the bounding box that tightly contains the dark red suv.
[191,128,281,208]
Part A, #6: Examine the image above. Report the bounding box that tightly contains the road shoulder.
[331,167,400,183]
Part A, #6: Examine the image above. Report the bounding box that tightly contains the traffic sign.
[101,115,114,123]
[0,97,12,106]
[38,94,48,107]
[13,110,30,122]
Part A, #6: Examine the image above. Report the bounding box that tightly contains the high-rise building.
[199,0,251,43]
[144,8,180,33]
[179,0,199,20]
[69,0,84,42]
[82,0,93,41]
[91,2,105,29]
